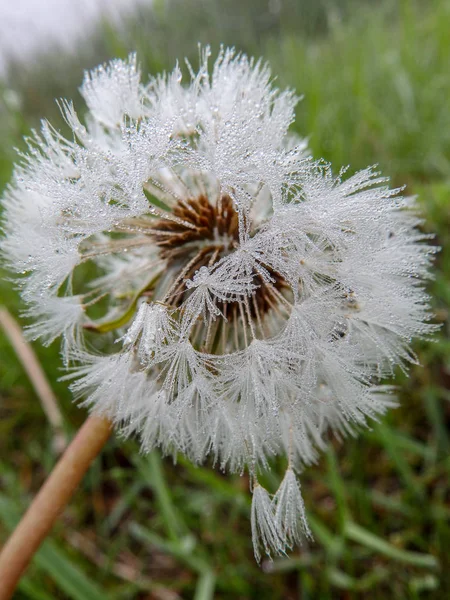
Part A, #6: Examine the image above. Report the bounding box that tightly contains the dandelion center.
[154,193,288,319]
[105,188,293,354]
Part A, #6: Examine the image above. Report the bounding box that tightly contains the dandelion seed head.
[1,46,437,561]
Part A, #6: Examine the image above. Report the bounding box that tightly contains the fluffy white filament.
[1,46,437,561]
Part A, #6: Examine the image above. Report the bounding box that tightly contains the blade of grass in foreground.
[0,496,108,600]
[133,452,187,541]
[17,579,55,600]
[344,521,439,570]
[325,446,350,531]
[29,540,108,600]
[194,570,216,600]
[130,523,216,599]
[326,565,389,592]
[130,523,212,575]
[373,423,425,500]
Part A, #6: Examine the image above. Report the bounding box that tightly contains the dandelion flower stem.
[0,414,112,599]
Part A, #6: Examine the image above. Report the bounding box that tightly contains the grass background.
[0,0,449,598]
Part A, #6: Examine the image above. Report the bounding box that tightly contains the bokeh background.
[0,0,449,598]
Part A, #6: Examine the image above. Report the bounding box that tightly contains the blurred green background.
[1,0,449,598]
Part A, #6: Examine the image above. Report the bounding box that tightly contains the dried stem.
[0,306,66,452]
[0,414,112,599]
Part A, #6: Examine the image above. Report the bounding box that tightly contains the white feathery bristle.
[251,483,282,563]
[273,468,312,549]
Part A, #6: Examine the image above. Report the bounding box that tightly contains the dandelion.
[1,46,437,570]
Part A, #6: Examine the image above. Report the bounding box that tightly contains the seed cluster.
[151,194,288,324]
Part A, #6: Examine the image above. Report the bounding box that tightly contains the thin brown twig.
[0,306,67,453]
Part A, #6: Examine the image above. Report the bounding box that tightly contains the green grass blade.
[18,579,55,600]
[0,496,108,600]
[130,523,211,574]
[134,452,187,541]
[373,423,424,499]
[344,522,439,570]
[327,566,389,592]
[307,514,344,560]
[33,541,108,600]
[178,455,249,507]
[194,570,216,600]
[325,446,350,530]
